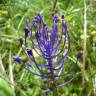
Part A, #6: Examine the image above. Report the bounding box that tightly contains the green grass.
[0,0,96,96]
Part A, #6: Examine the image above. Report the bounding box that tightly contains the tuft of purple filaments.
[14,13,79,89]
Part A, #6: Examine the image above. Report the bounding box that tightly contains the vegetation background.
[0,0,96,96]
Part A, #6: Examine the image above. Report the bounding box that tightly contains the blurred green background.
[0,0,96,96]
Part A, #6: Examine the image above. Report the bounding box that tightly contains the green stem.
[82,0,87,85]
[53,87,58,96]
[52,0,58,12]
[48,59,59,96]
[48,80,59,96]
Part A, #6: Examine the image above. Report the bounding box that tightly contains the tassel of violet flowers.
[14,13,80,96]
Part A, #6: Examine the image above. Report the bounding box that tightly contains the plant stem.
[82,0,87,85]
[48,58,59,96]
[0,54,6,74]
[9,50,14,91]
[52,0,58,12]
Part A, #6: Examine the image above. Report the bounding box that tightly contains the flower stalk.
[14,13,79,95]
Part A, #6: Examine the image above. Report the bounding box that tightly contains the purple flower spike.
[62,14,64,19]
[26,19,30,25]
[19,37,23,45]
[13,57,23,64]
[25,28,30,38]
[27,48,33,56]
[14,13,79,91]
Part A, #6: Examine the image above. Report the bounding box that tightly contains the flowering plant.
[14,13,79,95]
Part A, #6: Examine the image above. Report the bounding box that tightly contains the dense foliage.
[0,0,96,96]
